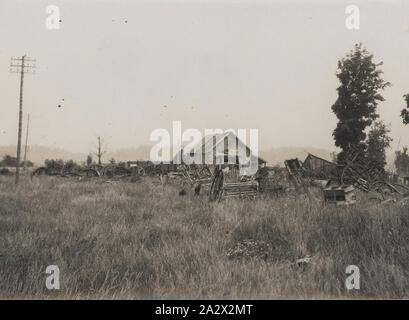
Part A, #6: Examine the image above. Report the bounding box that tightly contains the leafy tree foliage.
[0,155,34,167]
[332,43,391,162]
[0,155,18,167]
[401,94,409,125]
[366,121,392,170]
[44,159,65,171]
[64,160,80,172]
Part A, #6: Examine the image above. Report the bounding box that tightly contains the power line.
[10,55,36,185]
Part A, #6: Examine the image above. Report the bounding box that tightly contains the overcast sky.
[0,0,408,153]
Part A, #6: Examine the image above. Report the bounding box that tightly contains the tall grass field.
[1,175,409,299]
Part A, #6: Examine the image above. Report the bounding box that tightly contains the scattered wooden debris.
[180,165,213,186]
[209,167,225,201]
[396,194,409,206]
[209,167,258,201]
[284,158,315,201]
[102,165,132,178]
[340,145,384,189]
[222,181,258,199]
[301,147,408,205]
[256,166,288,196]
[27,148,408,208]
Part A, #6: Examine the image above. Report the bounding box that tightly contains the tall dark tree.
[332,43,391,162]
[401,94,409,125]
[366,121,392,170]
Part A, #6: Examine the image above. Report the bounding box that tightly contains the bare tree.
[93,136,107,165]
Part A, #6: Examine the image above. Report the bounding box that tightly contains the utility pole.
[10,55,35,185]
[23,113,30,172]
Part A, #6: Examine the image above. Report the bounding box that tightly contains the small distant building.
[385,172,399,184]
[302,153,338,177]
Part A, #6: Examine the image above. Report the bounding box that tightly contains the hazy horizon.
[1,0,409,155]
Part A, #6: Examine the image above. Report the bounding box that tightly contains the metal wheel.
[370,181,397,201]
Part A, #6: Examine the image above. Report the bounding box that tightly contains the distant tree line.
[42,155,127,172]
[0,154,33,167]
[43,159,82,172]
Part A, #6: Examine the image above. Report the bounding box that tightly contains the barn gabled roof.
[304,153,337,166]
[178,130,266,164]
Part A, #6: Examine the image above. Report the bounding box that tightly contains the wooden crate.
[323,185,356,206]
[221,181,259,199]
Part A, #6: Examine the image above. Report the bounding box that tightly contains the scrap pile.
[255,166,288,195]
[28,145,409,207]
[209,166,258,201]
[102,165,135,178]
[336,146,409,203]
[221,181,259,199]
[339,145,384,191]
[179,165,213,185]
[293,146,409,205]
[142,163,177,176]
[284,158,315,201]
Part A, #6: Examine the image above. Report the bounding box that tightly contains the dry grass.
[0,175,408,299]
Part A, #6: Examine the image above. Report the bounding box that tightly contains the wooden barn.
[302,153,338,178]
[176,131,266,179]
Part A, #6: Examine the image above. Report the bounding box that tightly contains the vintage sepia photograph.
[1,0,409,305]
